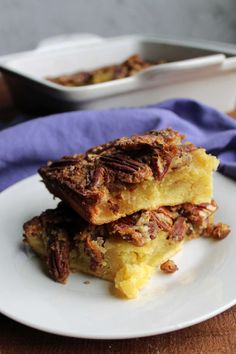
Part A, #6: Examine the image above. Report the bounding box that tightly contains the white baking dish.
[1,34,236,112]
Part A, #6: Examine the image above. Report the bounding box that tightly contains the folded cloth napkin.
[0,98,236,191]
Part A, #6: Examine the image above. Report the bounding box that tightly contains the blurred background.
[0,0,236,55]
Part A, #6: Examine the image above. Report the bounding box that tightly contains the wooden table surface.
[0,77,235,354]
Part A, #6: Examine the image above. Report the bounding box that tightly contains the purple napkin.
[0,98,236,191]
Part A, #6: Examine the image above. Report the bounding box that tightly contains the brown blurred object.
[47,54,163,87]
[228,109,236,120]
[0,72,236,354]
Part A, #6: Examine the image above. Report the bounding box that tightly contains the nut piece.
[46,231,70,283]
[84,234,105,271]
[160,260,178,273]
[100,153,152,184]
[171,217,187,241]
[204,223,231,240]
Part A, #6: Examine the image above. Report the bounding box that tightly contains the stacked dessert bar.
[23,129,230,298]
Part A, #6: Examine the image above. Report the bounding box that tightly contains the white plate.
[0,173,235,339]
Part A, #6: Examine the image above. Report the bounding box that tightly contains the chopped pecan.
[151,149,175,180]
[160,260,178,273]
[109,208,174,246]
[84,234,105,271]
[87,166,109,189]
[108,224,146,246]
[108,211,149,246]
[180,201,217,226]
[149,209,173,238]
[171,217,187,241]
[204,223,230,240]
[46,229,70,283]
[100,153,152,183]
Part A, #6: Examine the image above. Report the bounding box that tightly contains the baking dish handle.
[137,54,226,81]
[35,33,104,52]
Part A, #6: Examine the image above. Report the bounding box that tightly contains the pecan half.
[100,153,152,183]
[46,229,70,283]
[84,234,105,271]
[151,149,175,180]
[160,260,178,273]
[171,217,187,241]
[87,166,111,189]
[149,209,173,238]
[204,223,231,240]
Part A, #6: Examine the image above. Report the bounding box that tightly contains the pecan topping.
[46,230,70,283]
[108,208,174,246]
[149,209,173,238]
[108,212,148,246]
[204,223,231,240]
[151,149,175,180]
[47,159,80,169]
[180,201,218,226]
[100,153,152,183]
[171,217,187,241]
[115,128,184,151]
[160,260,178,273]
[39,128,196,204]
[87,166,109,189]
[84,234,105,271]
[23,198,230,286]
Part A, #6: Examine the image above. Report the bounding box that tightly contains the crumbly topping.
[47,54,163,87]
[39,128,196,201]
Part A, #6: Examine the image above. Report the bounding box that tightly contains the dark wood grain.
[0,306,236,354]
[0,75,236,354]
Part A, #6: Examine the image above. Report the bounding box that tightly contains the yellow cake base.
[71,233,183,299]
[27,230,183,299]
[92,149,218,224]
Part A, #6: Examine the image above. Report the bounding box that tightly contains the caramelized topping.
[39,129,196,202]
